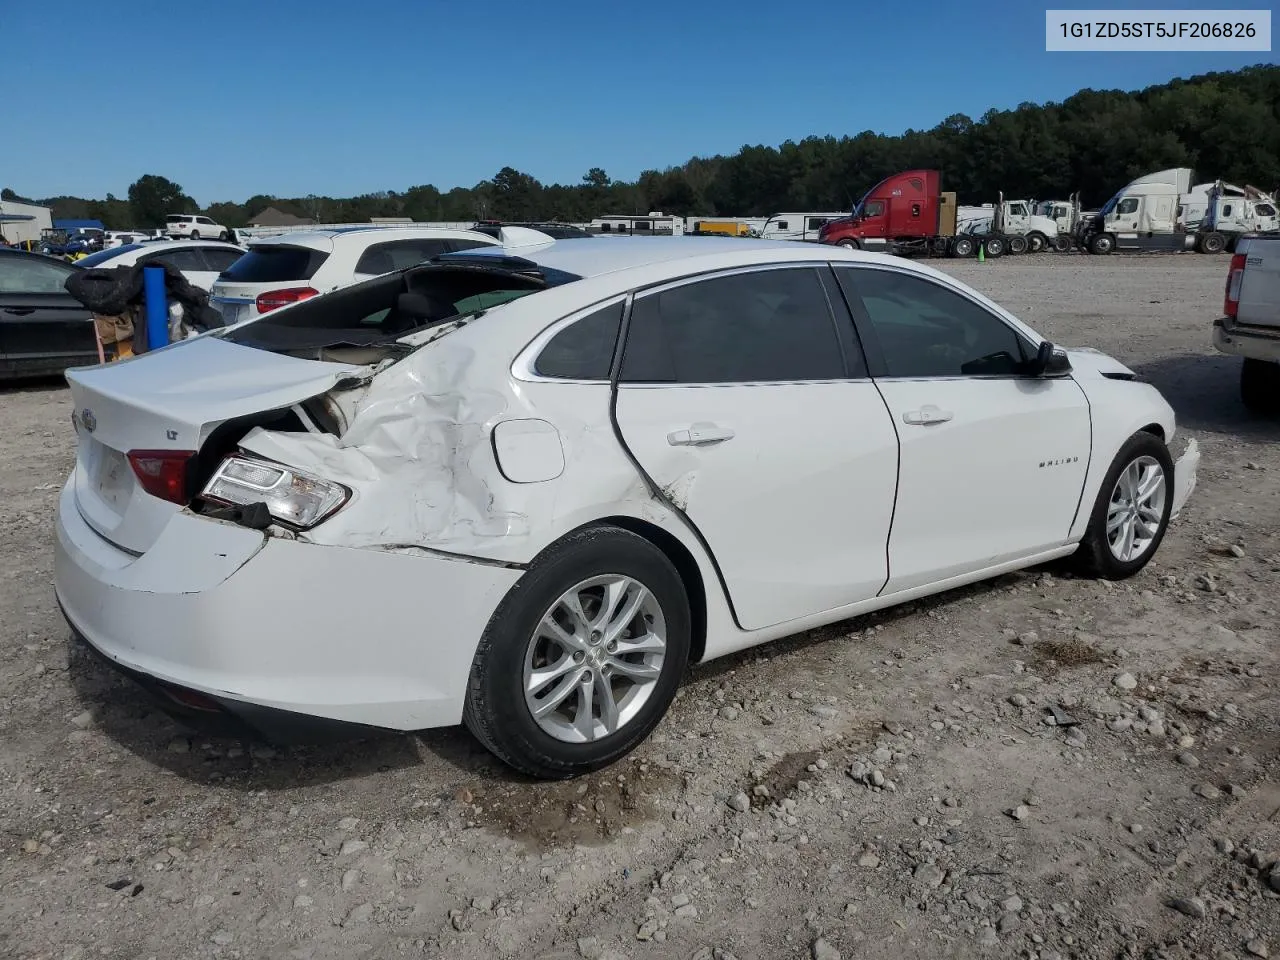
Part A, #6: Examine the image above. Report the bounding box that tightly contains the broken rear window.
[220,259,582,359]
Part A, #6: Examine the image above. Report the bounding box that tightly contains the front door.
[835,264,1092,594]
[614,264,900,630]
[0,254,96,373]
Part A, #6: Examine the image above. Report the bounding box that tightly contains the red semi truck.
[818,169,1008,258]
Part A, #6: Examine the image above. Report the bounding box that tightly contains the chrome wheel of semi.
[1107,455,1166,562]
[523,574,666,744]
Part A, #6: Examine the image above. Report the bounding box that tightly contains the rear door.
[0,254,97,376]
[613,263,900,631]
[137,246,219,290]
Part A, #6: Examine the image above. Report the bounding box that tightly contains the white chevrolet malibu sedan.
[54,231,1200,778]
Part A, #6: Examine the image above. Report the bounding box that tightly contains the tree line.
[6,64,1278,232]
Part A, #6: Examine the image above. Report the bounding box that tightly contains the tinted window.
[1117,198,1139,215]
[142,248,209,272]
[841,268,1029,378]
[1222,203,1234,217]
[620,268,847,384]
[449,239,494,253]
[165,215,186,223]
[534,301,623,380]
[219,246,328,282]
[0,255,74,293]
[201,248,244,272]
[355,239,452,275]
[863,201,885,217]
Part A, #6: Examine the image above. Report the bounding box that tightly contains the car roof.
[78,240,244,265]
[246,226,498,253]
[435,234,878,279]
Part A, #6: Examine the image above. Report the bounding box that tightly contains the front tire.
[1241,357,1280,415]
[1073,432,1174,579]
[190,230,200,240]
[1088,233,1114,255]
[1053,235,1072,252]
[463,525,691,779]
[1198,231,1226,254]
[837,238,860,250]
[1027,231,1047,253]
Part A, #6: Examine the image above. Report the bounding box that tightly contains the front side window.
[862,201,885,217]
[621,267,848,383]
[1116,198,1139,215]
[0,255,73,293]
[534,301,623,380]
[840,267,1030,379]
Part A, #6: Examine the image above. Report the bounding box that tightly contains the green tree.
[128,175,194,228]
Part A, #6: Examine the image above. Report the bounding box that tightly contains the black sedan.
[0,249,99,380]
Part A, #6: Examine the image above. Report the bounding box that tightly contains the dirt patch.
[1032,636,1106,672]
[466,757,681,849]
[750,749,821,808]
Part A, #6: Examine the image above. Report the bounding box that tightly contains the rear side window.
[620,267,847,384]
[219,246,328,282]
[0,255,74,293]
[201,248,243,272]
[141,248,208,272]
[534,301,623,380]
[354,239,452,275]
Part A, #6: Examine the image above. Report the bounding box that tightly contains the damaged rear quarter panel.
[234,289,697,566]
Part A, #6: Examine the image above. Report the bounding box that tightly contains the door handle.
[667,422,735,446]
[3,307,35,316]
[902,405,953,426]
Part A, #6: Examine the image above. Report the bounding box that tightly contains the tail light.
[256,286,319,314]
[127,450,195,504]
[1224,253,1246,318]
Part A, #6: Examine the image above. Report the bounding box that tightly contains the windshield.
[1098,190,1124,217]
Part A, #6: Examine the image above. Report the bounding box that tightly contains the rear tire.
[1241,358,1280,415]
[463,525,691,779]
[950,236,975,258]
[982,237,1005,258]
[1072,432,1174,580]
[1088,233,1114,255]
[1008,235,1029,255]
[217,231,229,242]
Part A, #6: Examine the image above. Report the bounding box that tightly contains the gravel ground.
[2,252,1277,960]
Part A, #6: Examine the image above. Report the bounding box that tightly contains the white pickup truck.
[1215,234,1280,414]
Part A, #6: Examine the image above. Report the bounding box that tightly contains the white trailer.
[588,213,684,236]
[757,212,847,242]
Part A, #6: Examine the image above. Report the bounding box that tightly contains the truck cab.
[817,170,959,257]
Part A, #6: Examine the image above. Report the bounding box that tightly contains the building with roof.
[0,200,53,244]
[248,207,316,228]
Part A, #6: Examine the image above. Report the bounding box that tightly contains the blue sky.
[5,0,1273,204]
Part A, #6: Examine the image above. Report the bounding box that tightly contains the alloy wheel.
[1106,455,1166,562]
[523,575,667,743]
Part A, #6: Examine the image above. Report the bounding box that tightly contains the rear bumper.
[1213,317,1280,363]
[53,475,522,735]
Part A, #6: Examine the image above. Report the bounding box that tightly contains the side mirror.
[1030,340,1072,377]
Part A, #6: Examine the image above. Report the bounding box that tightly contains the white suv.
[208,226,499,324]
[166,214,230,241]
